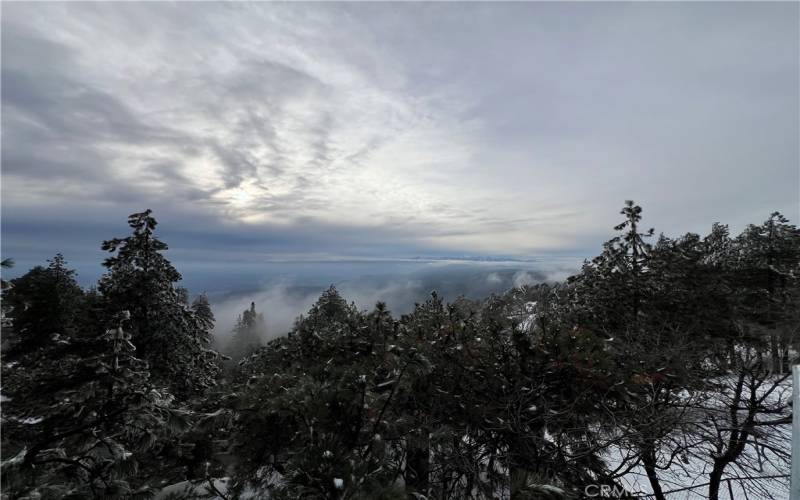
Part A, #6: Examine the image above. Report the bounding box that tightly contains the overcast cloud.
[2,2,798,289]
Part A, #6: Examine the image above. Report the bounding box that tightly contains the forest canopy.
[1,202,798,500]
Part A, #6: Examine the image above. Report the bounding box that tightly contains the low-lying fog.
[205,258,582,342]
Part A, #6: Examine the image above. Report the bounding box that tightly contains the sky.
[2,2,798,298]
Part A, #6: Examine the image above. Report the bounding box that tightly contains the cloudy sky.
[2,2,798,292]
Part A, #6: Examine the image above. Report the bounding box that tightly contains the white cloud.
[2,2,797,265]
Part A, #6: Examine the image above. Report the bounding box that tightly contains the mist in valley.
[208,259,580,343]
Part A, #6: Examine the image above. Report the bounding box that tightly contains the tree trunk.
[641,448,666,500]
[770,333,781,374]
[708,464,725,500]
[405,431,429,498]
[781,337,790,372]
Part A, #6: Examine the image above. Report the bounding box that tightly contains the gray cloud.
[2,2,797,288]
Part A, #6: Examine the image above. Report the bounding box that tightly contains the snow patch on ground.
[607,375,791,499]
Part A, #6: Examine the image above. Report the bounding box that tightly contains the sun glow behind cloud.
[29,3,497,239]
[1,2,797,270]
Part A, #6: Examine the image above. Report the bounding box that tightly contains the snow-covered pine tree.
[192,293,215,332]
[1,311,187,499]
[732,212,800,373]
[229,288,409,498]
[98,210,221,398]
[2,254,85,360]
[567,201,655,338]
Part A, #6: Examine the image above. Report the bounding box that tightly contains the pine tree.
[568,200,654,337]
[226,302,265,361]
[2,254,85,359]
[1,311,187,499]
[230,289,407,498]
[192,294,215,332]
[98,210,221,398]
[1,257,14,290]
[732,212,800,372]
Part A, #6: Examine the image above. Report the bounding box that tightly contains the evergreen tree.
[226,302,265,361]
[568,200,654,337]
[4,203,797,499]
[1,257,14,290]
[98,210,220,398]
[1,311,187,499]
[230,288,409,498]
[732,212,800,372]
[192,294,215,332]
[2,254,85,359]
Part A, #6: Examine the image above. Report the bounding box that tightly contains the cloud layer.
[2,2,798,284]
[209,260,576,341]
